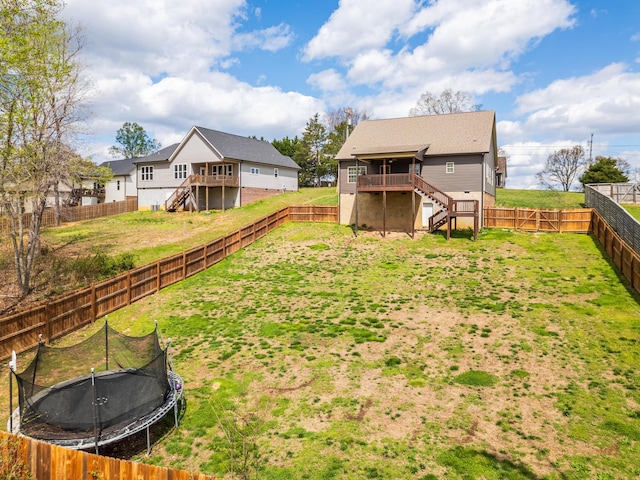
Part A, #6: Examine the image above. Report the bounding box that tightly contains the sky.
[61,0,640,189]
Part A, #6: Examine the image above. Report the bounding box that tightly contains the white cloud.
[307,69,346,93]
[516,63,640,137]
[499,140,583,189]
[233,24,295,52]
[303,0,575,100]
[302,0,416,61]
[63,0,248,78]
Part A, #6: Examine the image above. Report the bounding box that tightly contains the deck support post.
[382,190,387,237]
[354,157,359,237]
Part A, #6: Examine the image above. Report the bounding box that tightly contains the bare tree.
[409,88,481,116]
[0,0,89,296]
[536,146,587,192]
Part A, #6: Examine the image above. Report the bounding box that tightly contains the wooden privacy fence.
[0,198,138,234]
[587,182,640,204]
[0,430,218,480]
[591,208,640,294]
[483,207,592,233]
[585,185,640,253]
[0,205,338,360]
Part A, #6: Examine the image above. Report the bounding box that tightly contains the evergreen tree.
[295,114,328,187]
[272,136,301,158]
[579,156,629,186]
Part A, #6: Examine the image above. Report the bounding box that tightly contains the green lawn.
[623,204,640,222]
[40,222,640,480]
[496,189,585,209]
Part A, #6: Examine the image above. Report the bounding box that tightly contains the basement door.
[422,202,433,227]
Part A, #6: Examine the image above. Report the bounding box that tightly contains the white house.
[98,157,141,203]
[134,127,299,211]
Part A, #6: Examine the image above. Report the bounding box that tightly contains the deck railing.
[357,173,413,189]
[190,174,240,187]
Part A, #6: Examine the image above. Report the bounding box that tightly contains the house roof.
[336,110,496,160]
[98,158,137,176]
[132,143,180,164]
[188,126,300,170]
[497,156,507,176]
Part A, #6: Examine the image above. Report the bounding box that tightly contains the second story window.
[116,180,121,191]
[251,167,260,175]
[141,166,153,181]
[446,162,455,174]
[174,164,187,180]
[274,168,279,178]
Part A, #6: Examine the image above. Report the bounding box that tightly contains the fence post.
[156,261,161,292]
[91,284,97,323]
[184,252,188,279]
[46,303,53,345]
[126,271,132,306]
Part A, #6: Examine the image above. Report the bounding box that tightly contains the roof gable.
[336,110,496,160]
[132,143,180,164]
[99,158,137,176]
[192,127,300,170]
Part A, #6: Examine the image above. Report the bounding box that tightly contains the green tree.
[0,0,88,296]
[536,145,586,192]
[108,121,160,159]
[579,156,629,186]
[294,113,328,187]
[271,135,301,158]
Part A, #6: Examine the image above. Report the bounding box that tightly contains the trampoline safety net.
[13,323,170,441]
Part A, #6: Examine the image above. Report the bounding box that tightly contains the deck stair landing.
[413,174,478,239]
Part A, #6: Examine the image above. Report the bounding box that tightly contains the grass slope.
[496,189,585,209]
[25,222,639,480]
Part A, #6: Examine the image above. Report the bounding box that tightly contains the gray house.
[335,110,498,238]
[134,127,299,211]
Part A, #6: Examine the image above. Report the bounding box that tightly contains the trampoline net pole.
[105,316,109,371]
[8,369,12,433]
[92,368,99,455]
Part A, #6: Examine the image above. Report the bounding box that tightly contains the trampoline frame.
[7,322,184,455]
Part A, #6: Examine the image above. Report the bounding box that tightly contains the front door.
[199,166,206,176]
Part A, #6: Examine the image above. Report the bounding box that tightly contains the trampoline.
[7,321,183,454]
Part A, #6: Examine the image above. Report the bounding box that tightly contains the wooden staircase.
[412,174,479,239]
[165,177,194,212]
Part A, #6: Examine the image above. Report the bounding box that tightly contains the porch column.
[354,157,359,236]
[205,164,209,210]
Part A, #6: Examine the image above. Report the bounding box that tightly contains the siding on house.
[335,111,498,231]
[240,161,297,191]
[421,155,483,191]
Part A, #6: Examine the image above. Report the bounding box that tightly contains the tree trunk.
[54,180,61,225]
[11,196,47,297]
